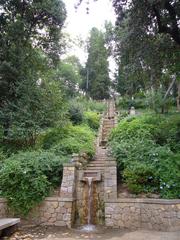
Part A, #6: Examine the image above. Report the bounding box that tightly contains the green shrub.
[116,96,147,110]
[158,153,180,199]
[84,100,106,113]
[110,117,154,142]
[41,124,95,157]
[123,162,159,194]
[139,114,180,151]
[72,97,106,113]
[68,101,84,125]
[0,151,67,215]
[109,113,180,198]
[84,111,100,130]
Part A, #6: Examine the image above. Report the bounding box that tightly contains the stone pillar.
[59,160,78,227]
[60,163,77,199]
[0,198,7,218]
[104,160,117,200]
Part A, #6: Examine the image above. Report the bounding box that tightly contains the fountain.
[79,177,96,232]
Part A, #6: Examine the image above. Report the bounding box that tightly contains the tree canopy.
[82,27,111,100]
[0,0,67,143]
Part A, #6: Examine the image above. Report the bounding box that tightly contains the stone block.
[43,212,51,219]
[106,207,114,214]
[55,221,66,227]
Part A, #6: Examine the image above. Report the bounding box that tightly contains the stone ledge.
[105,198,180,205]
[44,197,76,202]
[63,163,77,167]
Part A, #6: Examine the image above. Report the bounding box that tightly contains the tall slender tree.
[84,27,110,99]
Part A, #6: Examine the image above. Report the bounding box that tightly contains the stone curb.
[105,198,180,204]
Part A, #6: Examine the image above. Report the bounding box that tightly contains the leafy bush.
[41,124,95,157]
[68,101,83,125]
[158,154,180,199]
[123,162,159,194]
[84,111,100,130]
[109,113,180,199]
[116,96,147,110]
[71,97,106,113]
[0,151,67,215]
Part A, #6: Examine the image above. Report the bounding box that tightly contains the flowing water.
[79,177,96,232]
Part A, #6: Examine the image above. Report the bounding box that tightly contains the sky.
[64,0,116,74]
[65,0,116,39]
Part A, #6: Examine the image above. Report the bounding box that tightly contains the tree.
[0,0,67,143]
[84,27,110,100]
[54,56,83,97]
[113,0,180,45]
[112,2,179,111]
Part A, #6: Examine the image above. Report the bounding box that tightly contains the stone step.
[88,163,105,167]
[86,166,105,171]
[103,124,114,127]
[102,127,113,130]
[91,160,106,163]
[95,155,108,158]
[103,123,114,126]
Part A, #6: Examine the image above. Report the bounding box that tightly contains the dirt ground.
[2,226,180,240]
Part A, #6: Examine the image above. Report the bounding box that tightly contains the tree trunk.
[161,77,176,114]
[177,81,180,112]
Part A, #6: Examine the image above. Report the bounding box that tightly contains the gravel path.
[3,226,180,240]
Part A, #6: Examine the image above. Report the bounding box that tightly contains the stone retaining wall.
[0,197,75,228]
[105,198,180,231]
[27,197,75,227]
[0,198,7,218]
[104,160,117,200]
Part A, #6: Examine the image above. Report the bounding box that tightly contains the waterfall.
[80,177,96,232]
[87,177,93,225]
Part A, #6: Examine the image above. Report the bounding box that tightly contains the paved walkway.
[5,226,180,240]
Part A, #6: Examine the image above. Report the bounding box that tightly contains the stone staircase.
[86,100,117,172]
[60,100,118,226]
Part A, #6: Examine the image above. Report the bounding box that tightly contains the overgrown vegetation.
[109,113,180,199]
[0,0,179,219]
[0,151,67,216]
[0,98,103,215]
[40,124,96,157]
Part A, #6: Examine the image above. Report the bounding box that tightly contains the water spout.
[79,176,96,232]
[87,177,93,225]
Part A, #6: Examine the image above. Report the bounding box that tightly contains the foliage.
[111,0,179,112]
[84,111,100,130]
[0,0,67,151]
[56,58,83,97]
[116,96,147,110]
[68,101,84,125]
[0,151,67,215]
[40,124,96,157]
[158,154,180,199]
[109,113,180,198]
[0,79,67,153]
[75,97,106,113]
[123,162,159,194]
[82,28,110,99]
[113,0,180,45]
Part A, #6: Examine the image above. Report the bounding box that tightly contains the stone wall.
[76,170,105,225]
[105,198,180,231]
[27,197,75,227]
[0,163,77,228]
[104,160,117,200]
[60,163,77,199]
[0,198,7,218]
